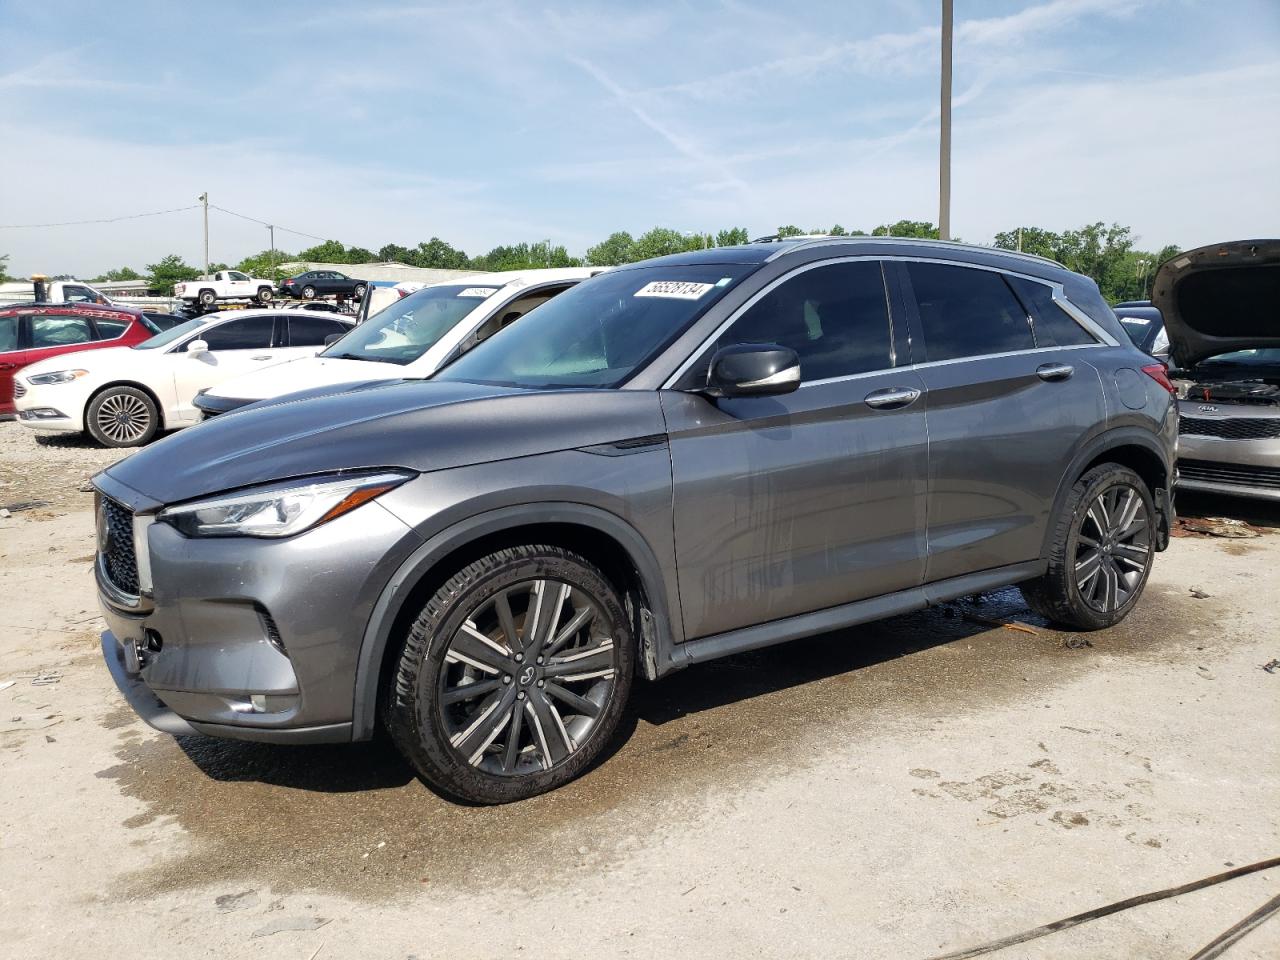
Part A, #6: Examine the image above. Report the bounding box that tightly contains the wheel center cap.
[518,665,537,686]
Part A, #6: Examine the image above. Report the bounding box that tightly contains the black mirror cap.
[706,343,801,398]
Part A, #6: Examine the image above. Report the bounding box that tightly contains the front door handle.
[864,386,922,410]
[0,363,16,371]
[1037,362,1074,382]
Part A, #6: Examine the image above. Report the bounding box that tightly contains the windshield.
[436,264,752,389]
[1196,348,1280,371]
[322,284,498,365]
[133,317,207,349]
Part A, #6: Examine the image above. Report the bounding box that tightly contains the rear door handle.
[864,386,922,410]
[1037,362,1074,382]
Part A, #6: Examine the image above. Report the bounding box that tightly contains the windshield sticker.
[457,287,499,298]
[634,280,715,300]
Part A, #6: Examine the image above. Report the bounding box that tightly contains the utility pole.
[198,192,209,276]
[938,0,953,242]
[268,224,275,275]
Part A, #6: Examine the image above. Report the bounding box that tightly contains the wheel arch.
[1043,427,1174,557]
[351,503,679,741]
[85,379,170,430]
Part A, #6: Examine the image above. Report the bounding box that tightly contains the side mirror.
[323,333,345,345]
[705,344,800,398]
[186,339,209,355]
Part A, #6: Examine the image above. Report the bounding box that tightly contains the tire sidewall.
[198,290,215,306]
[392,548,633,804]
[1062,466,1155,628]
[302,285,316,299]
[257,287,273,303]
[86,387,158,448]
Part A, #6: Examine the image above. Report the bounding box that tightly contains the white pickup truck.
[174,270,275,307]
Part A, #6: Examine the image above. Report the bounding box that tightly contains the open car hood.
[1152,239,1280,369]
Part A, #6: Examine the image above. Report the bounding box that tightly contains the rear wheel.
[198,289,216,307]
[1021,464,1155,630]
[85,386,159,448]
[386,544,632,804]
[353,283,367,299]
[256,286,273,303]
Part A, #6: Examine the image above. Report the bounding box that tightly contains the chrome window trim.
[663,255,1114,390]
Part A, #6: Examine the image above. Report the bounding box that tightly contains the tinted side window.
[714,261,892,381]
[31,314,95,348]
[289,316,349,346]
[0,316,18,352]
[904,263,1034,362]
[1005,276,1096,347]
[200,316,276,350]
[95,318,129,339]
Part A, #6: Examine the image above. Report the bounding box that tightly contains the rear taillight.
[284,278,294,285]
[1142,363,1176,395]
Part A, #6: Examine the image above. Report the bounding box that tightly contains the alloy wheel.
[1073,482,1152,613]
[437,578,618,776]
[94,393,152,444]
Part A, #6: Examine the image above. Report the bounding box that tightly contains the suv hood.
[102,379,667,505]
[1152,239,1280,369]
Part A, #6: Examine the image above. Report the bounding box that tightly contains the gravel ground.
[1,418,1277,959]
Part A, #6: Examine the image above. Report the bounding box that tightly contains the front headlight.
[157,470,414,539]
[27,369,88,385]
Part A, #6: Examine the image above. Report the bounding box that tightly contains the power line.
[0,204,201,229]
[208,204,331,243]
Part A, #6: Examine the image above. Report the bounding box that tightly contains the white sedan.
[193,268,604,417]
[14,308,354,447]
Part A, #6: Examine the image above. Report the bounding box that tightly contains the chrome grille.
[99,497,140,595]
[1180,416,1280,441]
[13,380,26,399]
[1179,459,1280,489]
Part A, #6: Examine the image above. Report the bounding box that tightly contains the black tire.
[353,283,367,299]
[85,386,159,448]
[198,289,216,307]
[1020,464,1156,630]
[256,286,273,303]
[386,544,633,804]
[302,285,317,300]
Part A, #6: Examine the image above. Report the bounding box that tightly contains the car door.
[0,312,27,411]
[226,272,254,298]
[662,258,929,641]
[894,260,1107,583]
[168,314,281,421]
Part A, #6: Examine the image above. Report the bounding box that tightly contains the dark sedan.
[279,270,368,301]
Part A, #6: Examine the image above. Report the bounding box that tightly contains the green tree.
[715,227,749,247]
[345,246,376,263]
[410,237,470,269]
[471,241,582,272]
[296,239,351,263]
[0,253,10,283]
[775,225,806,238]
[585,231,636,265]
[92,266,143,282]
[208,262,230,274]
[632,227,689,260]
[146,254,201,295]
[237,249,296,284]
[871,220,939,239]
[828,224,849,236]
[993,222,1180,302]
[377,243,414,263]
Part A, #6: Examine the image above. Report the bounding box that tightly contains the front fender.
[349,500,679,740]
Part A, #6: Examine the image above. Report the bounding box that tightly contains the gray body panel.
[93,238,1176,745]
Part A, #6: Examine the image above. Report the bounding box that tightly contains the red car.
[0,303,160,415]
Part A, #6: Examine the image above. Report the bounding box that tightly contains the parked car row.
[88,235,1186,805]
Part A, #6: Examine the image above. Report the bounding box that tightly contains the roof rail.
[749,233,833,244]
[765,235,1066,268]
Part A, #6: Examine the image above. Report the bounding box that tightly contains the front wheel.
[301,285,317,299]
[85,386,159,448]
[386,544,633,804]
[1020,464,1156,630]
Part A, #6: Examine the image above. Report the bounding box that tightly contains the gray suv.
[93,238,1177,804]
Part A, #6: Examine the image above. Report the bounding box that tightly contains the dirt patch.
[0,423,129,515]
[96,584,1233,902]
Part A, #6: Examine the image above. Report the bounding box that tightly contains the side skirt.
[663,560,1047,673]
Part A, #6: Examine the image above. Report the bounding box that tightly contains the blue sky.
[1,0,1278,276]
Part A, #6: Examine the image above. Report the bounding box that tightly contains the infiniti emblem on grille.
[1198,404,1219,413]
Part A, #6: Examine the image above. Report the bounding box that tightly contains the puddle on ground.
[95,585,1232,902]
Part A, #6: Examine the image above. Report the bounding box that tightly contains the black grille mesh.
[100,497,140,595]
[1180,416,1280,441]
[1179,459,1280,489]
